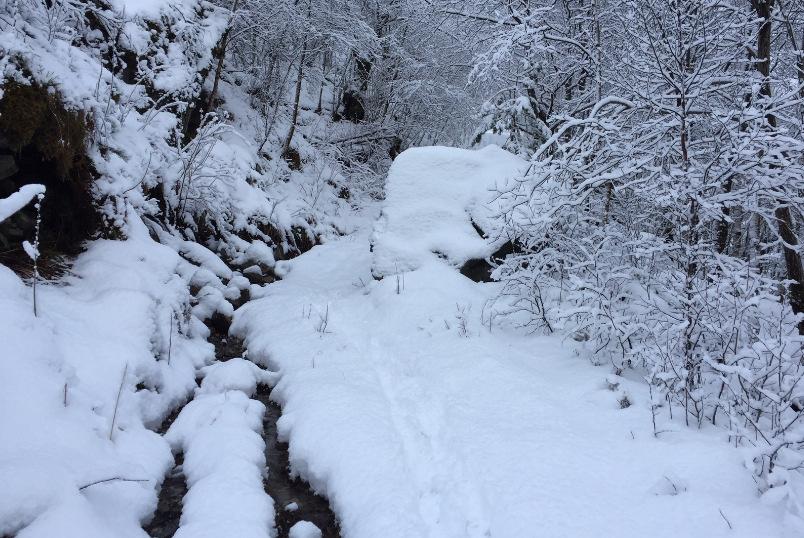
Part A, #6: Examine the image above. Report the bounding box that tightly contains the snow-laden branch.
[0,184,46,223]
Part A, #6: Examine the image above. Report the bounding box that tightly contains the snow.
[109,0,174,18]
[0,214,212,538]
[0,128,794,536]
[233,221,788,538]
[0,3,796,530]
[0,184,45,223]
[370,145,526,278]
[288,520,322,538]
[165,349,274,538]
[165,391,273,538]
[197,358,277,397]
[175,240,234,281]
[21,240,39,261]
[231,239,277,269]
[192,284,234,322]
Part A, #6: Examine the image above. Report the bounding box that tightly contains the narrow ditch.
[254,385,341,537]
[143,451,186,538]
[144,390,190,537]
[146,289,340,538]
[144,317,228,538]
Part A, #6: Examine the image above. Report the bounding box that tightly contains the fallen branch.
[79,476,149,491]
[109,362,129,440]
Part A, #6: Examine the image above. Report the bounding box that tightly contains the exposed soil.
[143,452,187,538]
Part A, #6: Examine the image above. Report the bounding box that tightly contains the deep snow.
[2,142,794,537]
[233,231,786,538]
[370,145,525,278]
[0,215,214,538]
[231,145,790,538]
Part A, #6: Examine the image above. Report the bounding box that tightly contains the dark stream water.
[254,385,340,537]
[146,306,340,537]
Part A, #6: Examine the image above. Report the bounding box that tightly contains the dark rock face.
[458,219,522,283]
[459,257,496,283]
[340,90,364,123]
[459,240,520,283]
[0,155,18,181]
[0,83,98,275]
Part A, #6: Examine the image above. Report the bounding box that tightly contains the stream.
[145,289,340,538]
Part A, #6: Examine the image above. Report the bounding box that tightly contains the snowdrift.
[370,145,526,279]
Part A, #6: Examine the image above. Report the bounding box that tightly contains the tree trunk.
[716,176,732,254]
[751,0,804,333]
[206,0,240,114]
[282,46,306,157]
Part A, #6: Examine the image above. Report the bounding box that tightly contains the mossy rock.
[282,146,302,171]
[0,82,90,179]
[0,81,99,268]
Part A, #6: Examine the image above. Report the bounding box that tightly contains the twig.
[109,363,128,440]
[719,508,733,530]
[167,314,173,365]
[79,476,149,491]
[122,151,152,194]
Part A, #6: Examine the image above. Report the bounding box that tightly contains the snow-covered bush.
[490,0,804,512]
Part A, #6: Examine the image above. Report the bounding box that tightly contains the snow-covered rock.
[165,391,273,538]
[197,358,276,397]
[288,520,322,538]
[371,145,526,278]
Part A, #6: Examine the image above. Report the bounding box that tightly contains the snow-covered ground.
[230,147,789,538]
[0,210,273,538]
[2,141,794,537]
[0,215,213,538]
[233,228,786,537]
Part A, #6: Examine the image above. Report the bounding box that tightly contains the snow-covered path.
[232,229,786,538]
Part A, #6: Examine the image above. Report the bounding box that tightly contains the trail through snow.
[232,227,787,538]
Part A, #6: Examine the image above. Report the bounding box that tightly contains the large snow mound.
[371,145,526,278]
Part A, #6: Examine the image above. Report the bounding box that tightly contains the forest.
[1,0,804,537]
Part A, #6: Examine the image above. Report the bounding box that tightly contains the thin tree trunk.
[751,0,804,333]
[258,58,294,155]
[282,0,312,156]
[316,52,330,114]
[206,0,240,113]
[717,176,732,254]
[283,46,306,156]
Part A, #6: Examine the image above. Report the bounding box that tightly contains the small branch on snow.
[78,476,149,491]
[719,508,733,530]
[109,363,129,441]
